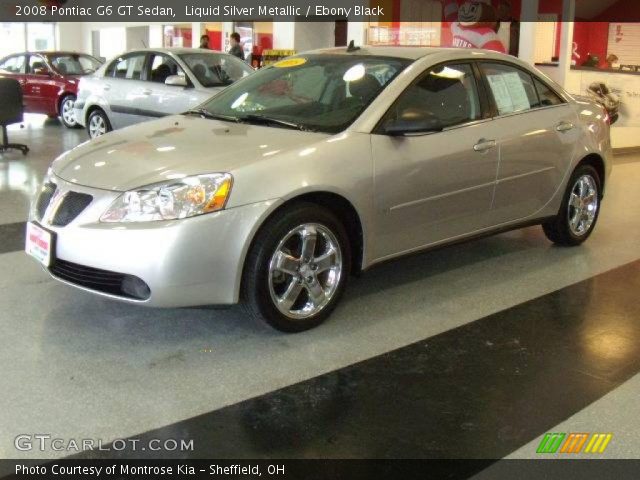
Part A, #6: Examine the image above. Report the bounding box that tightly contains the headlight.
[100,173,232,223]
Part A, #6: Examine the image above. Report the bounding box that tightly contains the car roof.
[306,45,510,61]
[3,51,95,57]
[129,47,227,55]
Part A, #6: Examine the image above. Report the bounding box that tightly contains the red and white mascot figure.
[444,0,507,53]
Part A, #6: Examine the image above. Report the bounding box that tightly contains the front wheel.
[59,95,79,128]
[87,109,112,139]
[542,164,602,246]
[242,203,351,333]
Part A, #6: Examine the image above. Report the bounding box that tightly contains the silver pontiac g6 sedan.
[27,46,612,332]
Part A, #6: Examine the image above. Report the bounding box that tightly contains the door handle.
[473,139,497,152]
[142,89,152,95]
[556,121,575,132]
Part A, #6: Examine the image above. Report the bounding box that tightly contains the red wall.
[572,22,609,67]
[175,28,192,48]
[205,30,222,51]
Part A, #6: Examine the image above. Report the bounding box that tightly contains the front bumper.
[30,175,275,307]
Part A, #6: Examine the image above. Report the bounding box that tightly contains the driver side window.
[28,55,49,75]
[389,63,481,132]
[148,54,185,84]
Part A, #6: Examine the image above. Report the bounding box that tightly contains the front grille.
[50,259,151,300]
[51,192,93,227]
[36,183,56,220]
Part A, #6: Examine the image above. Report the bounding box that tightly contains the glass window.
[0,55,26,74]
[0,23,54,59]
[197,54,410,134]
[482,63,540,115]
[28,55,49,75]
[148,53,185,83]
[106,53,146,80]
[179,53,253,87]
[388,63,481,131]
[0,23,26,59]
[163,25,192,48]
[49,54,102,76]
[533,78,564,107]
[26,23,55,51]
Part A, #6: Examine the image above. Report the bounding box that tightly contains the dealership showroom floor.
[1,115,640,464]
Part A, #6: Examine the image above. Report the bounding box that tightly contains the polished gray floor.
[1,115,640,459]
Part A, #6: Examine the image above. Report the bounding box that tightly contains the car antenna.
[347,40,360,53]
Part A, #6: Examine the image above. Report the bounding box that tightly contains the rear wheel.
[542,164,601,246]
[59,95,79,128]
[242,203,351,333]
[87,109,112,139]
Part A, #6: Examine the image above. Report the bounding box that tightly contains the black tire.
[542,164,602,246]
[59,94,81,129]
[86,109,112,139]
[242,203,351,333]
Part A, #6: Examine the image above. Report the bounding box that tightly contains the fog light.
[121,275,151,300]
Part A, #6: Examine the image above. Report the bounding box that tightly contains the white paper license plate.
[25,222,53,267]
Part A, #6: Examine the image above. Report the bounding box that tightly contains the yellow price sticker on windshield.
[274,58,307,68]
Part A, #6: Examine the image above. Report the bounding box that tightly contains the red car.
[0,51,102,128]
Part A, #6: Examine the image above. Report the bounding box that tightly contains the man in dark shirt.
[228,32,245,60]
[199,35,210,49]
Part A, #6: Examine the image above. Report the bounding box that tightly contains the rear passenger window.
[481,63,540,115]
[105,53,146,80]
[534,78,564,106]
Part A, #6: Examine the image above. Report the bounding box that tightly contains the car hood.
[52,115,330,191]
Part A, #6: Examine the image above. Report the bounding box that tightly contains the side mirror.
[33,67,50,76]
[165,75,188,87]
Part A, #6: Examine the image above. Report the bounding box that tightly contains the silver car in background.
[74,47,254,138]
[28,47,612,333]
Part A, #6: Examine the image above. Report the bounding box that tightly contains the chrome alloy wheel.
[61,97,76,126]
[567,174,599,236]
[268,223,343,320]
[89,114,106,138]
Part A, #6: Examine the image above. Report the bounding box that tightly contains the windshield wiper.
[238,114,312,131]
[184,109,239,123]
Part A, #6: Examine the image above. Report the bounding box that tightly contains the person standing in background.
[199,34,210,49]
[604,54,619,70]
[228,32,245,60]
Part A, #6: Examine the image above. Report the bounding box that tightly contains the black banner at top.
[2,0,640,23]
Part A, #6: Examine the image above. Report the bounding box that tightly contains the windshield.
[196,54,411,133]
[49,54,102,75]
[179,53,253,87]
